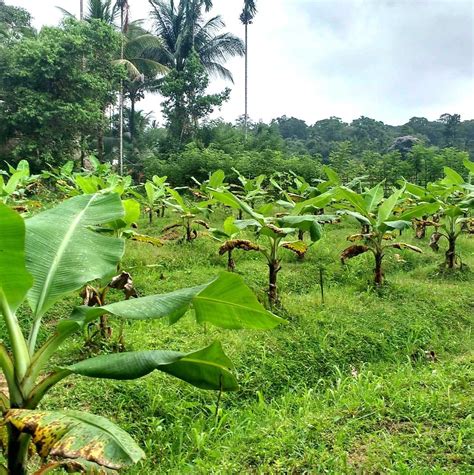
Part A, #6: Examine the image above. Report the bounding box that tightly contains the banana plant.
[231,168,267,218]
[163,188,212,242]
[139,175,169,223]
[0,160,39,207]
[209,216,260,271]
[276,168,342,242]
[338,183,438,284]
[211,190,335,305]
[404,163,474,269]
[0,195,282,474]
[191,169,230,200]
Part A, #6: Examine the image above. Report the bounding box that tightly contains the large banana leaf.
[292,190,335,215]
[63,273,283,330]
[276,215,331,243]
[0,204,33,312]
[25,193,125,318]
[338,187,368,216]
[5,409,145,470]
[397,202,440,221]
[66,341,239,391]
[192,273,284,329]
[376,188,404,227]
[363,183,384,213]
[210,191,264,221]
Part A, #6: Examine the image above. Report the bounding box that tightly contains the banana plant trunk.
[445,235,456,269]
[186,219,192,242]
[227,250,235,272]
[415,222,426,239]
[7,425,29,475]
[374,251,384,285]
[268,260,281,305]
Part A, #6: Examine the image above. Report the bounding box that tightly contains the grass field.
[36,211,473,474]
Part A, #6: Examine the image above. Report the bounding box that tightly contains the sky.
[6,0,474,126]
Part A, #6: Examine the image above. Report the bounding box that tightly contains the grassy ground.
[38,210,473,473]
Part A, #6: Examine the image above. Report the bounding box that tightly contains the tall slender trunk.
[80,0,83,20]
[119,8,124,176]
[97,108,105,161]
[374,251,384,285]
[244,22,248,141]
[130,95,136,145]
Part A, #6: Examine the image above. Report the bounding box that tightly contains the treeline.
[0,1,472,187]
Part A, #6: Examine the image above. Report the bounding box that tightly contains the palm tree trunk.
[130,95,136,144]
[80,0,84,20]
[119,7,125,176]
[244,22,248,141]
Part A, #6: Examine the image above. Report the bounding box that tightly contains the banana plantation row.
[0,158,473,473]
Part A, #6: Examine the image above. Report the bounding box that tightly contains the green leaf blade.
[0,204,33,312]
[67,342,239,391]
[25,194,125,318]
[193,273,284,330]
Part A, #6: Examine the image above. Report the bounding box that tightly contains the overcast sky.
[6,0,474,125]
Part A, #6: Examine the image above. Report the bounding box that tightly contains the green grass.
[38,212,473,473]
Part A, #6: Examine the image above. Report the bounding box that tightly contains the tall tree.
[116,0,129,175]
[239,0,257,139]
[149,0,244,80]
[0,20,121,170]
[0,0,34,41]
[439,113,461,147]
[149,0,243,147]
[160,50,230,145]
[120,21,168,142]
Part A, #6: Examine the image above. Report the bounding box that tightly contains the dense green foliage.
[0,19,122,168]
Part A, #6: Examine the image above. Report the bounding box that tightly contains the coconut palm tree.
[148,0,244,81]
[240,0,257,139]
[119,21,168,141]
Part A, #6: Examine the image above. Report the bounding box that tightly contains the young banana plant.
[209,216,260,271]
[210,190,334,305]
[163,188,212,242]
[337,183,438,285]
[276,167,342,241]
[0,194,282,474]
[139,175,169,223]
[0,160,39,208]
[191,169,230,201]
[404,163,474,269]
[231,168,267,218]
